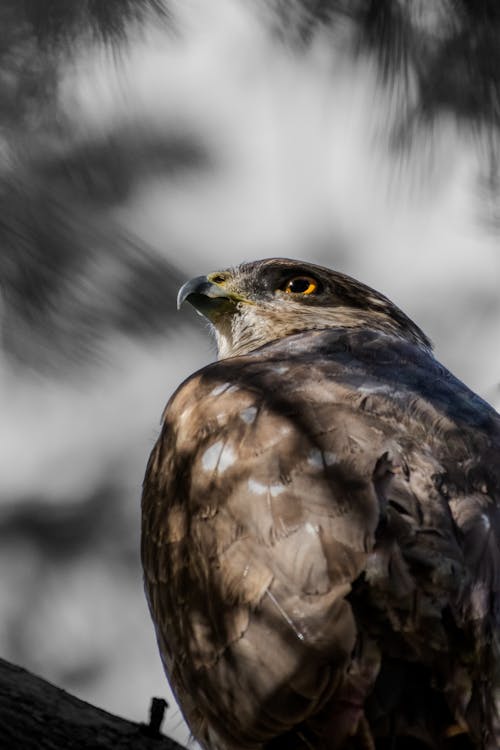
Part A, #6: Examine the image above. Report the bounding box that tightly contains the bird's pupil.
[289,278,310,293]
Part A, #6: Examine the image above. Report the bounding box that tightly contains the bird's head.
[178,258,431,358]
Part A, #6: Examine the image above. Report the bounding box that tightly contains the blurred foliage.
[0,0,209,373]
[1,0,169,46]
[0,130,209,371]
[0,175,184,370]
[265,0,500,137]
[0,1,169,137]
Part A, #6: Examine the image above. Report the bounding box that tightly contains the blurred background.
[0,0,499,746]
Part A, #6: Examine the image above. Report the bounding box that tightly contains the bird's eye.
[281,276,319,295]
[210,274,227,285]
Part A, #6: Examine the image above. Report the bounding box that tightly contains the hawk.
[141,258,500,750]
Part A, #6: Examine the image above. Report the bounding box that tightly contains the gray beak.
[177,276,235,318]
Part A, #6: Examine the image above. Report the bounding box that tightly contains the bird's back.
[142,327,500,750]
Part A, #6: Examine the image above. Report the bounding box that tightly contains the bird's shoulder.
[160,325,500,442]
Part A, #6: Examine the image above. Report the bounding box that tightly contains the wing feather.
[142,328,500,749]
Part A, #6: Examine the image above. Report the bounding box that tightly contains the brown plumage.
[141,258,500,749]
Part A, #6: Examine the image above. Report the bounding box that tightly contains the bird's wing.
[142,329,500,749]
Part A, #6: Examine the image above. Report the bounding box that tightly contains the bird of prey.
[141,258,500,750]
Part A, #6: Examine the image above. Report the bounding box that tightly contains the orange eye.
[282,276,319,295]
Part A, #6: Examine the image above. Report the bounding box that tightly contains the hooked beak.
[177,276,236,319]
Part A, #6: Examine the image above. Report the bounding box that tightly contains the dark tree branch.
[0,658,188,750]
